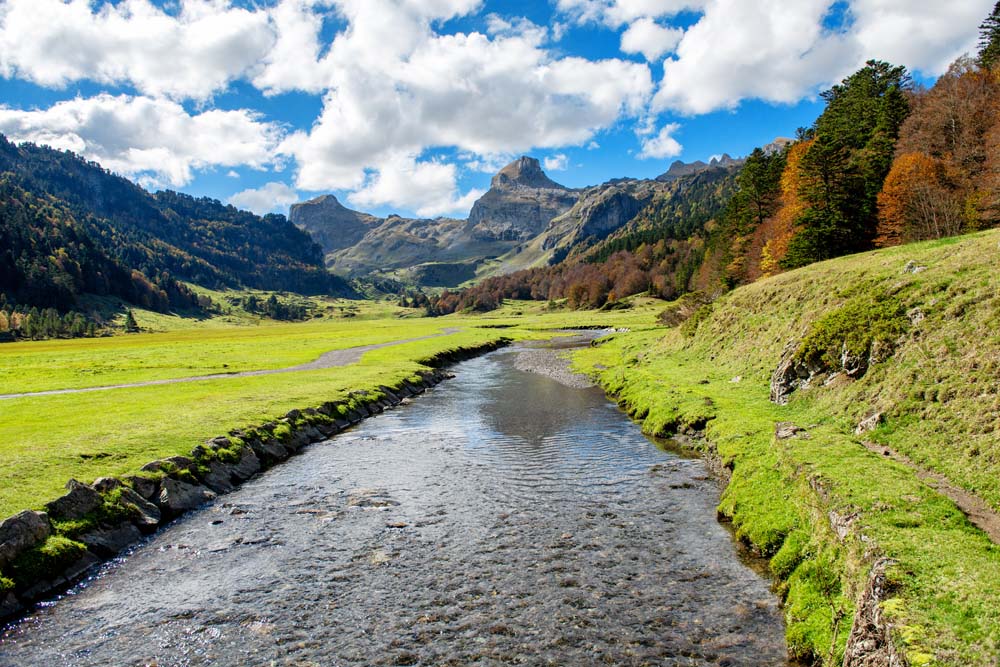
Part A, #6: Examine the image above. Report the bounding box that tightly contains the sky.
[0,0,992,219]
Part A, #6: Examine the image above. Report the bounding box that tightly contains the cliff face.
[289,195,381,254]
[466,157,579,241]
[327,215,476,276]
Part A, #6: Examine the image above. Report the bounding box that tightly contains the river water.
[1,341,789,666]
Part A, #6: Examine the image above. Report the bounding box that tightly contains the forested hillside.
[0,135,352,338]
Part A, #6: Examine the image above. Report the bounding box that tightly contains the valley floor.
[2,232,1000,665]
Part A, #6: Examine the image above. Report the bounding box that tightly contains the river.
[0,339,789,666]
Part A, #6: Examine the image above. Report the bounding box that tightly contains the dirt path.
[0,328,462,401]
[862,440,1000,544]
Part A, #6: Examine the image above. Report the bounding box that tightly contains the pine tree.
[979,1,1000,69]
[124,308,139,332]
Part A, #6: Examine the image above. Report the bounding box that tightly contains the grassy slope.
[0,299,661,520]
[575,229,1000,666]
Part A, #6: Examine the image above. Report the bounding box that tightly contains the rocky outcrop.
[467,157,579,242]
[327,215,477,277]
[842,559,907,667]
[289,194,381,254]
[656,154,744,183]
[536,179,666,255]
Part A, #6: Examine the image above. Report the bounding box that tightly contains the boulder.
[200,460,236,494]
[92,477,121,493]
[206,436,232,450]
[775,422,806,440]
[158,479,216,517]
[855,411,884,435]
[46,480,102,521]
[118,487,161,532]
[0,592,21,620]
[230,446,261,481]
[123,475,159,502]
[0,510,51,569]
[80,523,142,558]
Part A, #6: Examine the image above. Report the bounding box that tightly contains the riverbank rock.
[118,487,161,532]
[158,479,216,517]
[0,592,21,619]
[141,456,196,476]
[248,437,290,464]
[46,480,102,521]
[230,446,261,481]
[80,523,142,558]
[123,475,159,501]
[200,460,236,494]
[0,510,50,569]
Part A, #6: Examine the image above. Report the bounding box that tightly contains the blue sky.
[0,0,990,219]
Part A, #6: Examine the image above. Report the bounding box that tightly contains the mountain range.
[291,153,747,287]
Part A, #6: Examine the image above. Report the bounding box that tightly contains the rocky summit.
[466,156,579,242]
[289,194,382,254]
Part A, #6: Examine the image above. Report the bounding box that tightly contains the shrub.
[796,293,908,369]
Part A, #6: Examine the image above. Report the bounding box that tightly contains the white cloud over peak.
[0,94,282,188]
[347,155,485,218]
[229,181,300,215]
[544,154,569,171]
[279,1,653,213]
[638,122,682,159]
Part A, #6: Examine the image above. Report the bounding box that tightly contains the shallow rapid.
[0,340,789,666]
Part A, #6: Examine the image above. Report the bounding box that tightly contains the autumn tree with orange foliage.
[758,139,812,276]
[876,152,964,245]
[888,58,1000,234]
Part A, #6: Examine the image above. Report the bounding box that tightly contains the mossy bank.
[575,229,1000,666]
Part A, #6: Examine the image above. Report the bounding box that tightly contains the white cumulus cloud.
[620,18,683,61]
[279,0,653,212]
[638,122,682,159]
[347,154,485,218]
[544,154,569,171]
[229,181,300,215]
[651,0,994,115]
[0,94,282,188]
[0,0,274,100]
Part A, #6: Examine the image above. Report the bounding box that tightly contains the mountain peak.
[491,156,566,190]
